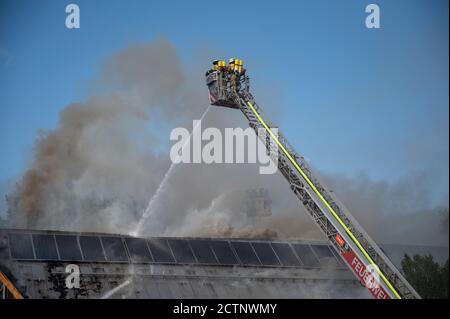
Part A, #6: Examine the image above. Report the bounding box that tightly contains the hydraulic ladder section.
[206,68,421,299]
[237,89,420,299]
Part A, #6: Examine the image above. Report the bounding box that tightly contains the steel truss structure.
[206,70,420,299]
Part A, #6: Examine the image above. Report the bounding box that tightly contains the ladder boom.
[205,66,421,299]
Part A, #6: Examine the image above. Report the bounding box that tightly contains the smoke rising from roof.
[4,38,448,247]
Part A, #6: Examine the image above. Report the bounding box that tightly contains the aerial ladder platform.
[205,59,421,299]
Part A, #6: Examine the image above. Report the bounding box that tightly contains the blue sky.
[0,0,448,204]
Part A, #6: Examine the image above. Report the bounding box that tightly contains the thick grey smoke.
[321,172,449,246]
[5,38,449,248]
[147,159,449,246]
[7,38,197,231]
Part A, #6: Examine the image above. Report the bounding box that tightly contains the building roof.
[0,228,447,299]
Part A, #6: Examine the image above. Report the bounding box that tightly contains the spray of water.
[101,279,132,299]
[132,106,211,236]
[101,107,210,299]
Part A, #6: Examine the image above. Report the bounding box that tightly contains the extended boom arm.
[205,61,420,299]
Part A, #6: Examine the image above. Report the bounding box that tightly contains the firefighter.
[212,59,220,71]
[233,59,244,89]
[218,60,227,72]
[236,59,245,76]
[236,59,242,74]
[206,60,219,76]
[216,60,227,85]
[228,58,235,73]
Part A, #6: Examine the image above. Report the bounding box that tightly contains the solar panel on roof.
[271,243,301,267]
[312,245,334,258]
[167,239,196,263]
[8,233,34,259]
[231,241,261,266]
[251,242,280,266]
[32,234,59,260]
[209,241,238,265]
[55,235,83,261]
[101,237,129,262]
[147,239,175,263]
[79,236,106,261]
[292,244,320,267]
[189,240,218,264]
[311,245,339,267]
[125,237,152,262]
[6,229,340,270]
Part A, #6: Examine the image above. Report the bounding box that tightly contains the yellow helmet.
[218,60,226,67]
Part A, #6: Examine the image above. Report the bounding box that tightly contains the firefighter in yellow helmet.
[217,60,227,82]
[236,59,243,75]
[232,59,238,89]
[238,59,246,76]
[218,60,227,72]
